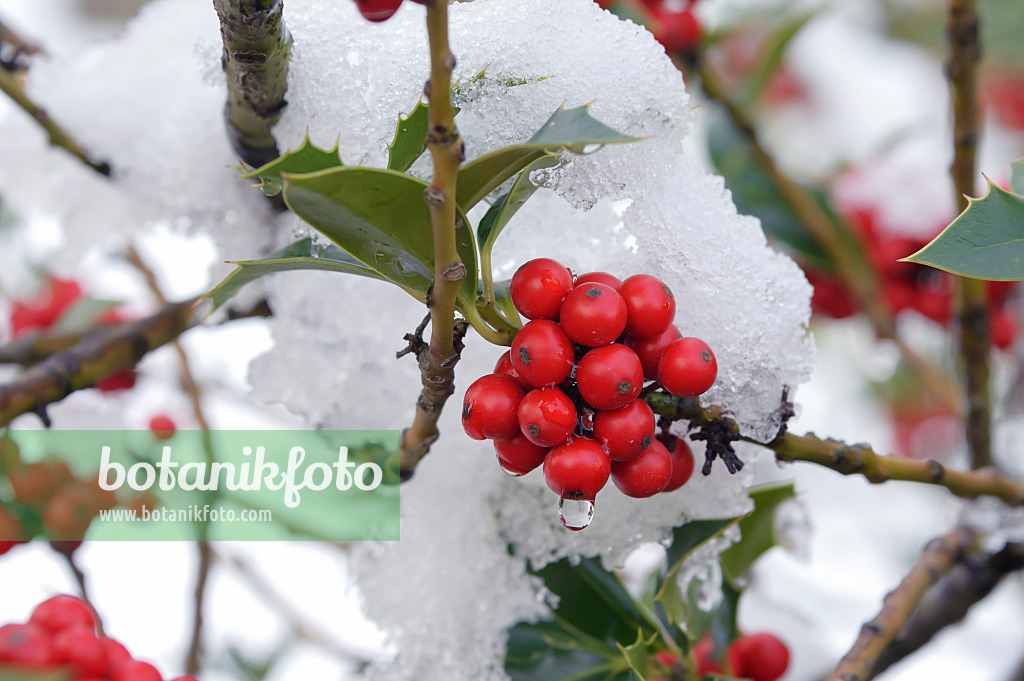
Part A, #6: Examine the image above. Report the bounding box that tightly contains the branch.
[213,0,292,168]
[947,0,991,470]
[398,0,468,479]
[646,393,1024,506]
[56,547,105,637]
[0,299,198,428]
[0,18,42,73]
[870,541,1024,678]
[0,66,110,176]
[692,57,963,417]
[825,526,978,681]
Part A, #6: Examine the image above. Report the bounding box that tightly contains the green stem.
[0,67,109,175]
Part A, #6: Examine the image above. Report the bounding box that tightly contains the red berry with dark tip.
[575,271,622,289]
[354,0,404,22]
[29,595,97,635]
[148,415,176,441]
[53,628,109,677]
[543,437,611,500]
[611,438,672,497]
[462,374,524,440]
[510,320,575,387]
[517,388,577,447]
[619,274,676,338]
[494,351,532,390]
[661,436,695,492]
[0,623,55,667]
[593,400,656,461]
[494,434,549,476]
[727,633,790,681]
[626,324,682,380]
[510,258,574,320]
[112,660,164,681]
[658,337,717,397]
[559,283,628,347]
[576,344,643,410]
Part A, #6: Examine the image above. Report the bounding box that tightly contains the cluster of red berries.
[807,207,1018,350]
[595,0,702,55]
[0,595,196,681]
[351,0,425,23]
[7,276,138,392]
[463,258,717,527]
[655,632,789,681]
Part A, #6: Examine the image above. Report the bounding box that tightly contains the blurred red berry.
[148,415,177,441]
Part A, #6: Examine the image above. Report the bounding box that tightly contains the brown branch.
[0,66,109,176]
[0,18,42,73]
[947,0,991,470]
[0,299,198,428]
[398,0,468,480]
[825,526,978,681]
[870,541,1024,678]
[646,393,1024,506]
[56,547,105,637]
[213,0,291,169]
[692,57,963,417]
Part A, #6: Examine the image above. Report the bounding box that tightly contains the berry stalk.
[398,0,468,478]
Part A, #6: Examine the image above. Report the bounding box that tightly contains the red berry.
[462,374,524,441]
[654,651,677,668]
[559,283,628,347]
[96,369,137,393]
[0,623,55,667]
[575,271,622,289]
[0,540,23,555]
[10,277,83,337]
[576,344,643,410]
[809,273,858,319]
[658,337,717,397]
[618,274,676,338]
[509,258,574,320]
[53,628,109,677]
[112,660,164,681]
[510,320,575,387]
[611,438,672,497]
[100,638,132,671]
[29,595,97,635]
[354,0,404,22]
[662,436,695,492]
[652,9,702,54]
[494,351,532,390]
[593,400,656,461]
[626,324,682,380]
[727,633,790,681]
[494,434,549,476]
[693,637,724,677]
[517,388,577,447]
[148,415,176,441]
[991,309,1018,350]
[169,677,202,681]
[543,437,611,500]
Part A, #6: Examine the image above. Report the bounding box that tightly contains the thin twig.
[647,393,1024,506]
[693,57,963,417]
[57,548,105,637]
[946,0,991,469]
[213,0,291,169]
[398,0,468,479]
[825,526,978,681]
[0,66,109,176]
[0,18,42,73]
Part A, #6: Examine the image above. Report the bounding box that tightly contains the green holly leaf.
[239,135,343,196]
[387,100,431,173]
[655,518,742,628]
[719,482,797,586]
[282,167,478,307]
[491,279,523,328]
[902,180,1024,280]
[457,104,641,210]
[54,298,120,331]
[616,630,659,681]
[1010,157,1024,195]
[202,238,394,312]
[707,108,835,270]
[739,11,817,111]
[477,155,559,249]
[506,623,630,681]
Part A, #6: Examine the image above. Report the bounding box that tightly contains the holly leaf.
[457,104,641,210]
[282,167,478,307]
[655,518,741,627]
[239,135,343,196]
[202,238,394,312]
[719,482,796,585]
[902,180,1024,280]
[506,623,630,681]
[707,108,833,269]
[492,279,523,327]
[478,155,560,256]
[387,100,431,173]
[740,11,817,110]
[616,630,659,681]
[54,298,120,331]
[1010,157,1024,195]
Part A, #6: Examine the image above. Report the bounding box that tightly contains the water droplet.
[497,457,524,477]
[558,497,594,531]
